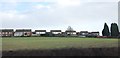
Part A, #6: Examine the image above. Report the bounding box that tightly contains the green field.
[2,37,119,51]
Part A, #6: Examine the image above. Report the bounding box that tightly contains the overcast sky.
[0,0,119,35]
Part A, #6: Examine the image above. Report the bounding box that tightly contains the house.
[65,30,77,37]
[35,30,46,36]
[0,29,14,37]
[87,32,99,37]
[31,32,37,37]
[76,32,79,35]
[14,29,32,37]
[46,32,52,37]
[79,31,89,37]
[50,30,62,37]
[91,32,99,36]
[79,31,99,37]
[61,32,66,37]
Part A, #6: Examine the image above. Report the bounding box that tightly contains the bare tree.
[66,26,74,35]
[67,26,74,31]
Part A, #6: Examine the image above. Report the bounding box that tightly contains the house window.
[25,33,27,35]
[2,32,4,34]
[9,32,12,34]
[5,32,8,34]
[73,33,76,34]
[82,33,85,35]
[96,33,99,35]
[52,32,61,34]
[40,32,46,34]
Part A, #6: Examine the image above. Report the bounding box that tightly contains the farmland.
[2,37,118,51]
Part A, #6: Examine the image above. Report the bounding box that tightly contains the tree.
[110,23,119,37]
[102,23,110,36]
[67,26,74,31]
[102,29,105,36]
[66,26,74,35]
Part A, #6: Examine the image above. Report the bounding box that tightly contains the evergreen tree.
[102,29,105,36]
[102,23,110,36]
[110,23,119,37]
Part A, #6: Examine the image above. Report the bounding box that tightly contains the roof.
[91,32,99,33]
[0,29,14,32]
[65,30,76,32]
[50,30,61,32]
[80,31,88,33]
[15,29,31,32]
[35,30,46,32]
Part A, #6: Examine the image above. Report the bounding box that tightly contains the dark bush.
[2,47,118,56]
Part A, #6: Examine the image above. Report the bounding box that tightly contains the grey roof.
[91,32,99,33]
[80,31,88,33]
[35,30,46,32]
[15,29,31,32]
[0,29,14,32]
[50,30,62,32]
[65,30,76,32]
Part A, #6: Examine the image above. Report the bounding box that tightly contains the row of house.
[0,29,100,37]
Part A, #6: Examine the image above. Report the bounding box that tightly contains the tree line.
[102,23,120,38]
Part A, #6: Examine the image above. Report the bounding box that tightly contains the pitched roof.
[65,30,76,32]
[35,30,46,32]
[0,29,14,32]
[15,29,31,32]
[91,32,99,33]
[50,30,62,32]
[80,31,88,33]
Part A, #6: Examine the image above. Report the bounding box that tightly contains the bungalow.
[46,32,52,37]
[0,29,14,37]
[91,32,99,36]
[31,32,37,36]
[35,30,46,36]
[14,29,32,37]
[61,32,67,37]
[65,30,77,37]
[79,31,89,37]
[87,32,99,37]
[50,30,62,37]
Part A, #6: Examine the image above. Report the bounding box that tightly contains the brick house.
[0,29,14,37]
[14,29,32,37]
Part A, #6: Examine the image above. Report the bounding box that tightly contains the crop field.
[2,37,118,51]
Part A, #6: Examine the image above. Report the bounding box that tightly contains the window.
[25,33,27,35]
[2,32,4,34]
[82,33,85,35]
[6,32,8,34]
[9,32,12,34]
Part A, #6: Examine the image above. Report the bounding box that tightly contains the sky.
[118,1,120,31]
[0,0,119,35]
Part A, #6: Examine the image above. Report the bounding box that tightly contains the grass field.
[2,37,118,51]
